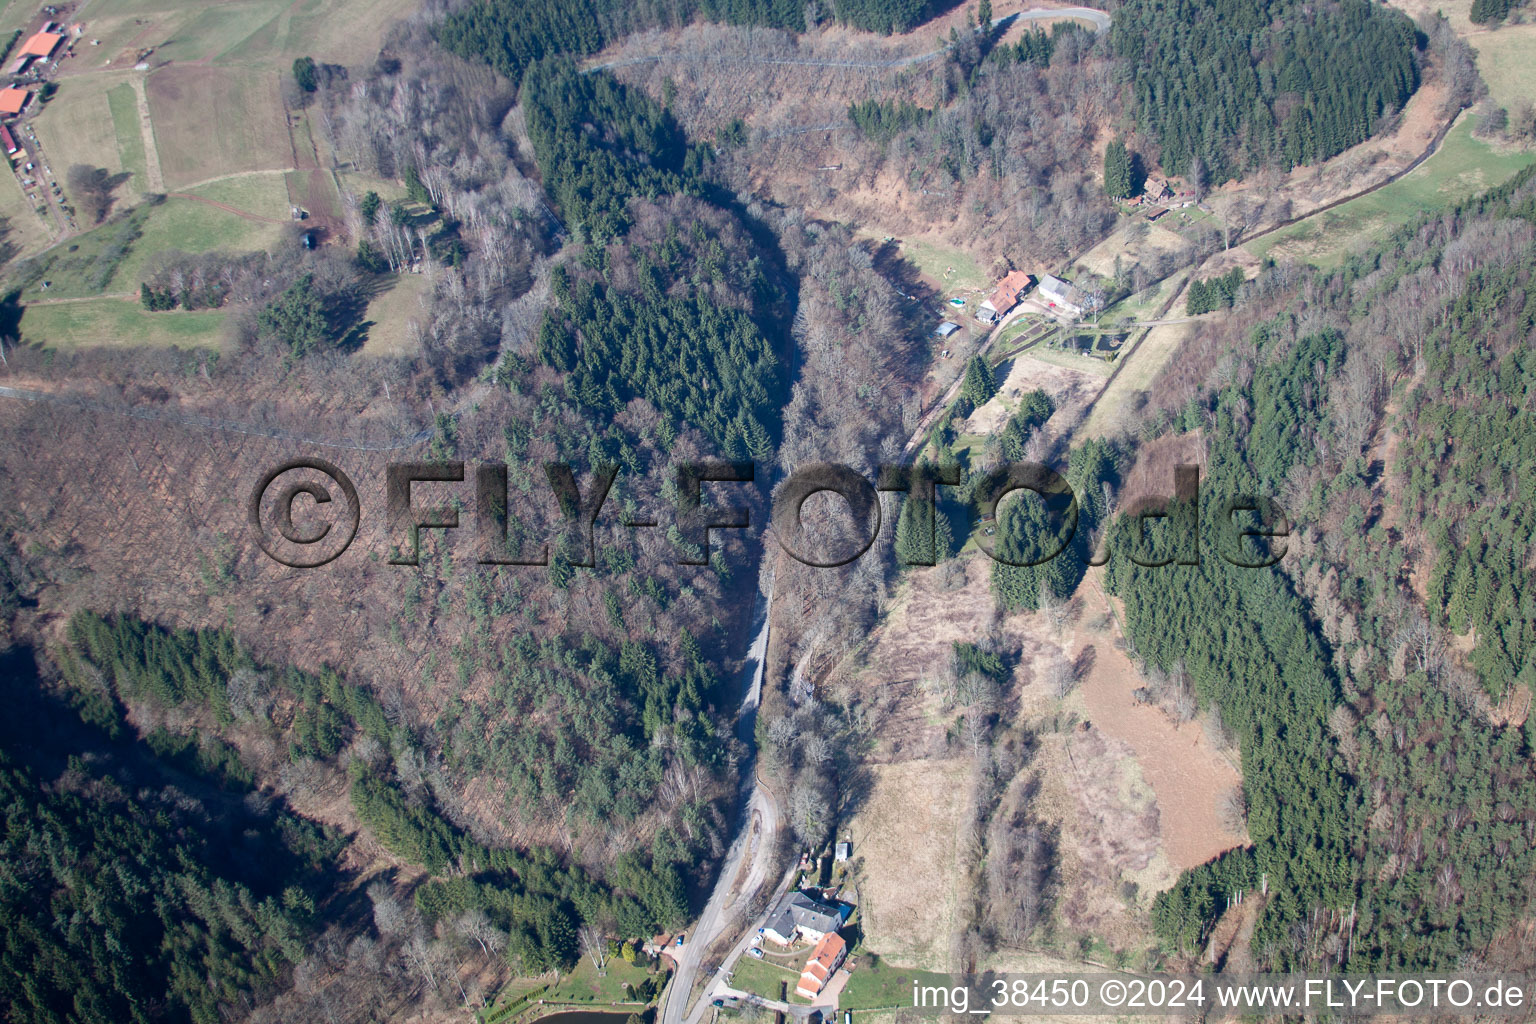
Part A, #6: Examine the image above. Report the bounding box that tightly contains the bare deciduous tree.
[789,778,830,843]
[579,924,610,974]
[456,910,506,961]
[1218,785,1249,835]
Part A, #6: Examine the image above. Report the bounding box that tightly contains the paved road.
[1004,6,1110,31]
[661,588,785,1024]
[684,849,806,1024]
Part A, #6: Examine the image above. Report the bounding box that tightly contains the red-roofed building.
[976,270,1034,324]
[1,125,17,154]
[795,932,847,999]
[0,87,31,116]
[19,31,64,60]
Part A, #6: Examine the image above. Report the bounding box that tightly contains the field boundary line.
[23,292,136,305]
[131,74,165,192]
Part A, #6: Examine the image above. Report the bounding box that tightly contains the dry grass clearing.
[1385,0,1477,35]
[1081,320,1194,440]
[962,353,1105,443]
[844,757,972,970]
[844,557,1000,762]
[841,546,1201,968]
[1072,573,1246,871]
[1471,23,1536,109]
[841,518,1247,970]
[360,272,432,358]
[147,65,290,190]
[1028,720,1175,945]
[1073,222,1192,280]
[1024,344,1114,380]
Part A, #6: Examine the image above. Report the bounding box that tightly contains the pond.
[532,1010,637,1024]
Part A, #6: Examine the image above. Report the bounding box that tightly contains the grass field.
[1471,23,1536,110]
[1074,220,1191,279]
[338,170,409,205]
[0,164,53,257]
[844,758,972,970]
[217,0,422,68]
[1082,321,1194,439]
[996,318,1030,345]
[727,954,806,1004]
[147,65,291,190]
[12,206,154,300]
[899,236,989,293]
[0,0,31,36]
[1248,116,1536,268]
[185,171,293,220]
[63,0,419,73]
[18,297,226,350]
[838,957,948,1011]
[152,0,292,64]
[284,165,342,222]
[542,957,653,1004]
[0,0,425,350]
[109,192,285,289]
[360,272,431,357]
[32,73,140,187]
[1100,272,1186,323]
[10,187,283,303]
[107,84,149,189]
[1024,345,1114,378]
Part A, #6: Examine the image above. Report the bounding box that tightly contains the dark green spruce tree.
[961,355,997,408]
[1103,139,1133,198]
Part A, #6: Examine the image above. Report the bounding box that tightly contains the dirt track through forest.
[586,6,1110,74]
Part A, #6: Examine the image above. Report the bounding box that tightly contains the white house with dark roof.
[762,890,848,946]
[1038,275,1086,319]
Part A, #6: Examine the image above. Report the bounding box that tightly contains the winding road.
[660,587,800,1024]
[587,6,1109,75]
[0,381,463,452]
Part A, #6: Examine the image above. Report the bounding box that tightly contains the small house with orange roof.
[795,932,848,999]
[976,270,1034,324]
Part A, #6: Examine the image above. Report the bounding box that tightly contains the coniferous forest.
[1109,168,1536,970]
[438,0,947,85]
[1112,0,1420,181]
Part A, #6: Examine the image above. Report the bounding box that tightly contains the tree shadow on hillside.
[327,268,394,354]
